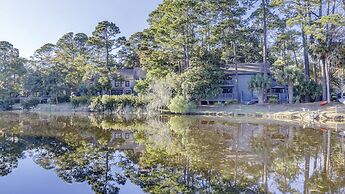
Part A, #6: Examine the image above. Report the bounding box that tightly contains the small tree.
[176,65,223,102]
[21,98,40,110]
[168,95,196,113]
[248,74,271,104]
[274,65,303,104]
[145,73,176,111]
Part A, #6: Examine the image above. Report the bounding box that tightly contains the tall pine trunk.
[262,0,268,104]
[302,28,311,102]
[341,63,344,98]
[303,1,311,102]
[323,0,334,103]
[304,150,311,193]
[325,57,331,103]
[288,82,294,104]
[321,58,328,101]
[233,44,240,102]
[302,27,310,80]
[313,62,317,82]
[259,89,264,104]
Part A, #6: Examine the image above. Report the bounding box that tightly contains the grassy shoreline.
[184,102,345,124]
[7,102,345,125]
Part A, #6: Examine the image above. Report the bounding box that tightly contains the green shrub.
[89,95,147,112]
[168,95,196,113]
[331,93,338,101]
[101,95,117,112]
[224,99,239,105]
[268,96,278,104]
[214,102,224,106]
[57,95,70,103]
[294,96,301,103]
[71,96,90,108]
[89,96,103,112]
[295,79,322,101]
[21,98,40,110]
[134,79,149,95]
[0,98,15,110]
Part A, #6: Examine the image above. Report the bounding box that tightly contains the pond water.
[0,112,344,194]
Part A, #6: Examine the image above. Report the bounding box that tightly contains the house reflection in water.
[195,118,341,194]
[0,113,343,194]
[110,130,145,154]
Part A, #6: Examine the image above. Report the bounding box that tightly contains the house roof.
[117,68,146,80]
[223,63,265,75]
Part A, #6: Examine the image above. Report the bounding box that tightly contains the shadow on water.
[0,112,345,193]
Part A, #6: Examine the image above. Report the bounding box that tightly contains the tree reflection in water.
[0,112,345,193]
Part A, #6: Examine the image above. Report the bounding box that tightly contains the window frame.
[125,81,130,87]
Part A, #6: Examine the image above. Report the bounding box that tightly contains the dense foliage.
[71,96,90,108]
[88,95,147,113]
[168,95,197,113]
[21,98,40,110]
[0,0,344,111]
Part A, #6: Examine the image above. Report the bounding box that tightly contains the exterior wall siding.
[206,74,287,103]
[111,79,136,95]
[237,75,255,102]
[207,74,255,102]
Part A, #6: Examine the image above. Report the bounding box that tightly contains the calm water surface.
[0,112,344,194]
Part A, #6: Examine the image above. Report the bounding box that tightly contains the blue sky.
[0,0,162,57]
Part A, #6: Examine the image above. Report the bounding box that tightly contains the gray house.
[110,68,146,95]
[201,63,288,104]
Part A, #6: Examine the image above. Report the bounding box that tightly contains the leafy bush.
[331,93,338,101]
[144,74,175,111]
[214,102,224,106]
[168,95,196,113]
[177,65,223,101]
[0,98,15,110]
[134,66,172,95]
[295,79,322,102]
[13,98,20,104]
[134,79,149,95]
[89,96,103,112]
[71,96,90,108]
[101,95,117,112]
[294,96,301,103]
[57,95,70,103]
[21,98,40,110]
[268,96,278,104]
[89,95,147,113]
[225,99,239,105]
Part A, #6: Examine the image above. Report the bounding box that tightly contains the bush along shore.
[177,103,345,124]
[1,95,148,115]
[72,95,148,114]
[163,109,345,123]
[5,95,345,124]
